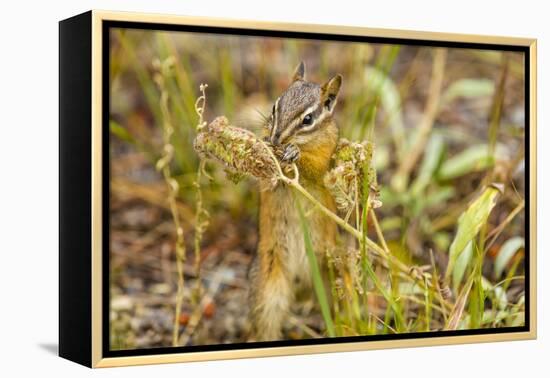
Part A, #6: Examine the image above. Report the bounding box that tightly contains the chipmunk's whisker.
[253,107,270,123]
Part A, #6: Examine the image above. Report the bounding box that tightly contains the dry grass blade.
[488,54,509,157]
[153,58,188,346]
[445,274,474,330]
[485,199,525,251]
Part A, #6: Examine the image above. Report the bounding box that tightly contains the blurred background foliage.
[109,28,526,350]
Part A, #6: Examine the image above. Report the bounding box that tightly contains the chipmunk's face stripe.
[279,103,320,143]
[270,97,282,143]
[297,109,330,136]
[295,105,326,133]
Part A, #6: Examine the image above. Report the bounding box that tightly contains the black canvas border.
[59,11,93,367]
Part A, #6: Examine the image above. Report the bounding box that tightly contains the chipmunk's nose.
[271,131,282,146]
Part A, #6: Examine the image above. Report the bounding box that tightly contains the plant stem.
[154,60,187,347]
[288,177,364,240]
[370,209,390,253]
[191,85,211,306]
[192,160,207,305]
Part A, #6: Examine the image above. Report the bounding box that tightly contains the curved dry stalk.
[192,84,211,306]
[153,57,187,347]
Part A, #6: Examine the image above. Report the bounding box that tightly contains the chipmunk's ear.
[292,61,306,82]
[321,74,342,112]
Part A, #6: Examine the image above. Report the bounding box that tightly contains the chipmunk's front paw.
[281,144,300,163]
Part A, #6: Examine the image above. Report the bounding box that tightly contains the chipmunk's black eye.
[302,113,313,126]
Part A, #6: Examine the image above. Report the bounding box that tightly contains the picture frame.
[59,10,537,368]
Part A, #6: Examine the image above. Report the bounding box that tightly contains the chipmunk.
[248,62,343,341]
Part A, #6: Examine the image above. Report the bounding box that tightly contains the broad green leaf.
[452,241,473,292]
[494,237,525,278]
[441,78,495,106]
[410,133,445,197]
[438,144,501,180]
[445,187,500,280]
[297,201,335,337]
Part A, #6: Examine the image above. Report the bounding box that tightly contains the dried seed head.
[324,138,380,213]
[193,116,280,186]
[333,138,374,165]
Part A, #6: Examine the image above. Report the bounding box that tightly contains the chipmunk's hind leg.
[248,255,292,341]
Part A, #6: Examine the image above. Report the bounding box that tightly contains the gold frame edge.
[91,10,103,368]
[89,9,537,368]
[528,40,537,338]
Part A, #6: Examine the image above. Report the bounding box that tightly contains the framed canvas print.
[59,10,537,368]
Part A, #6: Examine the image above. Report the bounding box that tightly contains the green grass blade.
[297,201,336,337]
[410,133,445,197]
[361,251,405,331]
[110,120,158,164]
[358,45,401,142]
[488,57,509,157]
[110,120,135,144]
[116,31,163,126]
[219,47,237,119]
